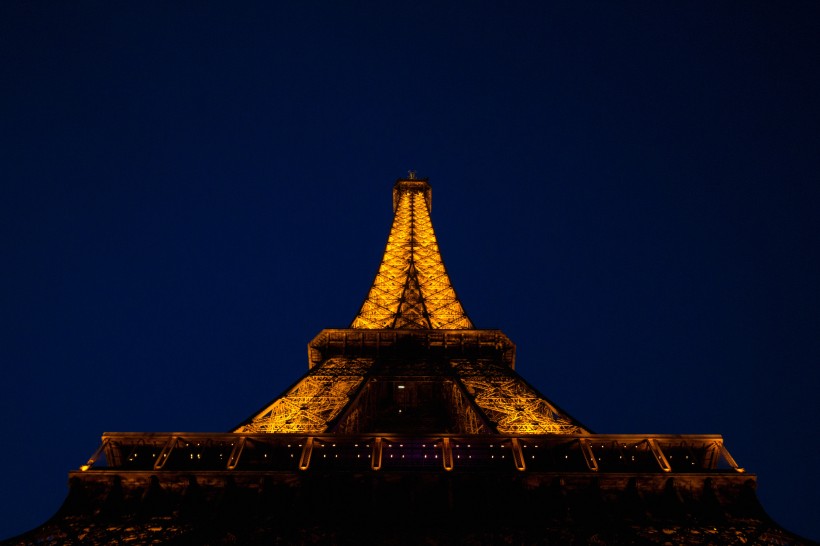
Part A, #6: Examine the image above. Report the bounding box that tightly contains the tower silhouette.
[4,176,812,544]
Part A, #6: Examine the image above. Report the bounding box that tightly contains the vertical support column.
[648,438,672,472]
[226,436,246,470]
[153,436,178,470]
[510,438,526,471]
[299,437,314,471]
[442,437,454,471]
[580,439,599,471]
[103,436,121,468]
[371,437,383,471]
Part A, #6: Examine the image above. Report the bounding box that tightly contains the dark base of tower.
[4,471,814,545]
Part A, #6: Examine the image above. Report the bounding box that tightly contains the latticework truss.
[351,179,473,330]
[452,359,587,435]
[446,381,492,435]
[236,357,372,433]
[236,179,590,437]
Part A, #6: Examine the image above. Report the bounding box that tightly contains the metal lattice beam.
[351,180,472,330]
[452,359,587,435]
[236,358,373,433]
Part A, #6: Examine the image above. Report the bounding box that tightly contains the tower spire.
[351,177,473,329]
[234,176,587,436]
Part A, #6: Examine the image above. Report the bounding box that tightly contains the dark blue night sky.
[2,1,819,541]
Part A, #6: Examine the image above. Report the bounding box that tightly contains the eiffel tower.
[4,175,812,545]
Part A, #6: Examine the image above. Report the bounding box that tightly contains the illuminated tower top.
[351,176,473,330]
[234,176,587,436]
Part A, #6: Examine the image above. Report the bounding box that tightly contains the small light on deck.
[397,385,405,389]
[79,465,90,472]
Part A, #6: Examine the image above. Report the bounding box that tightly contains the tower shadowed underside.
[4,177,812,545]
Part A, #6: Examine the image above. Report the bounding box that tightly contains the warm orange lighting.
[235,357,373,433]
[452,359,585,435]
[351,181,472,330]
[236,179,586,436]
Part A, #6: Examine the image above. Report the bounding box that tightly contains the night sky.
[2,1,819,541]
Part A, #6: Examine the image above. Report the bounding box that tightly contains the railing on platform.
[80,433,745,475]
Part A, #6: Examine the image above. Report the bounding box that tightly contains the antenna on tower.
[407,170,417,180]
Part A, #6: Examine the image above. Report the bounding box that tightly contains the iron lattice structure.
[234,357,373,434]
[351,178,472,330]
[235,178,587,436]
[5,175,813,545]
